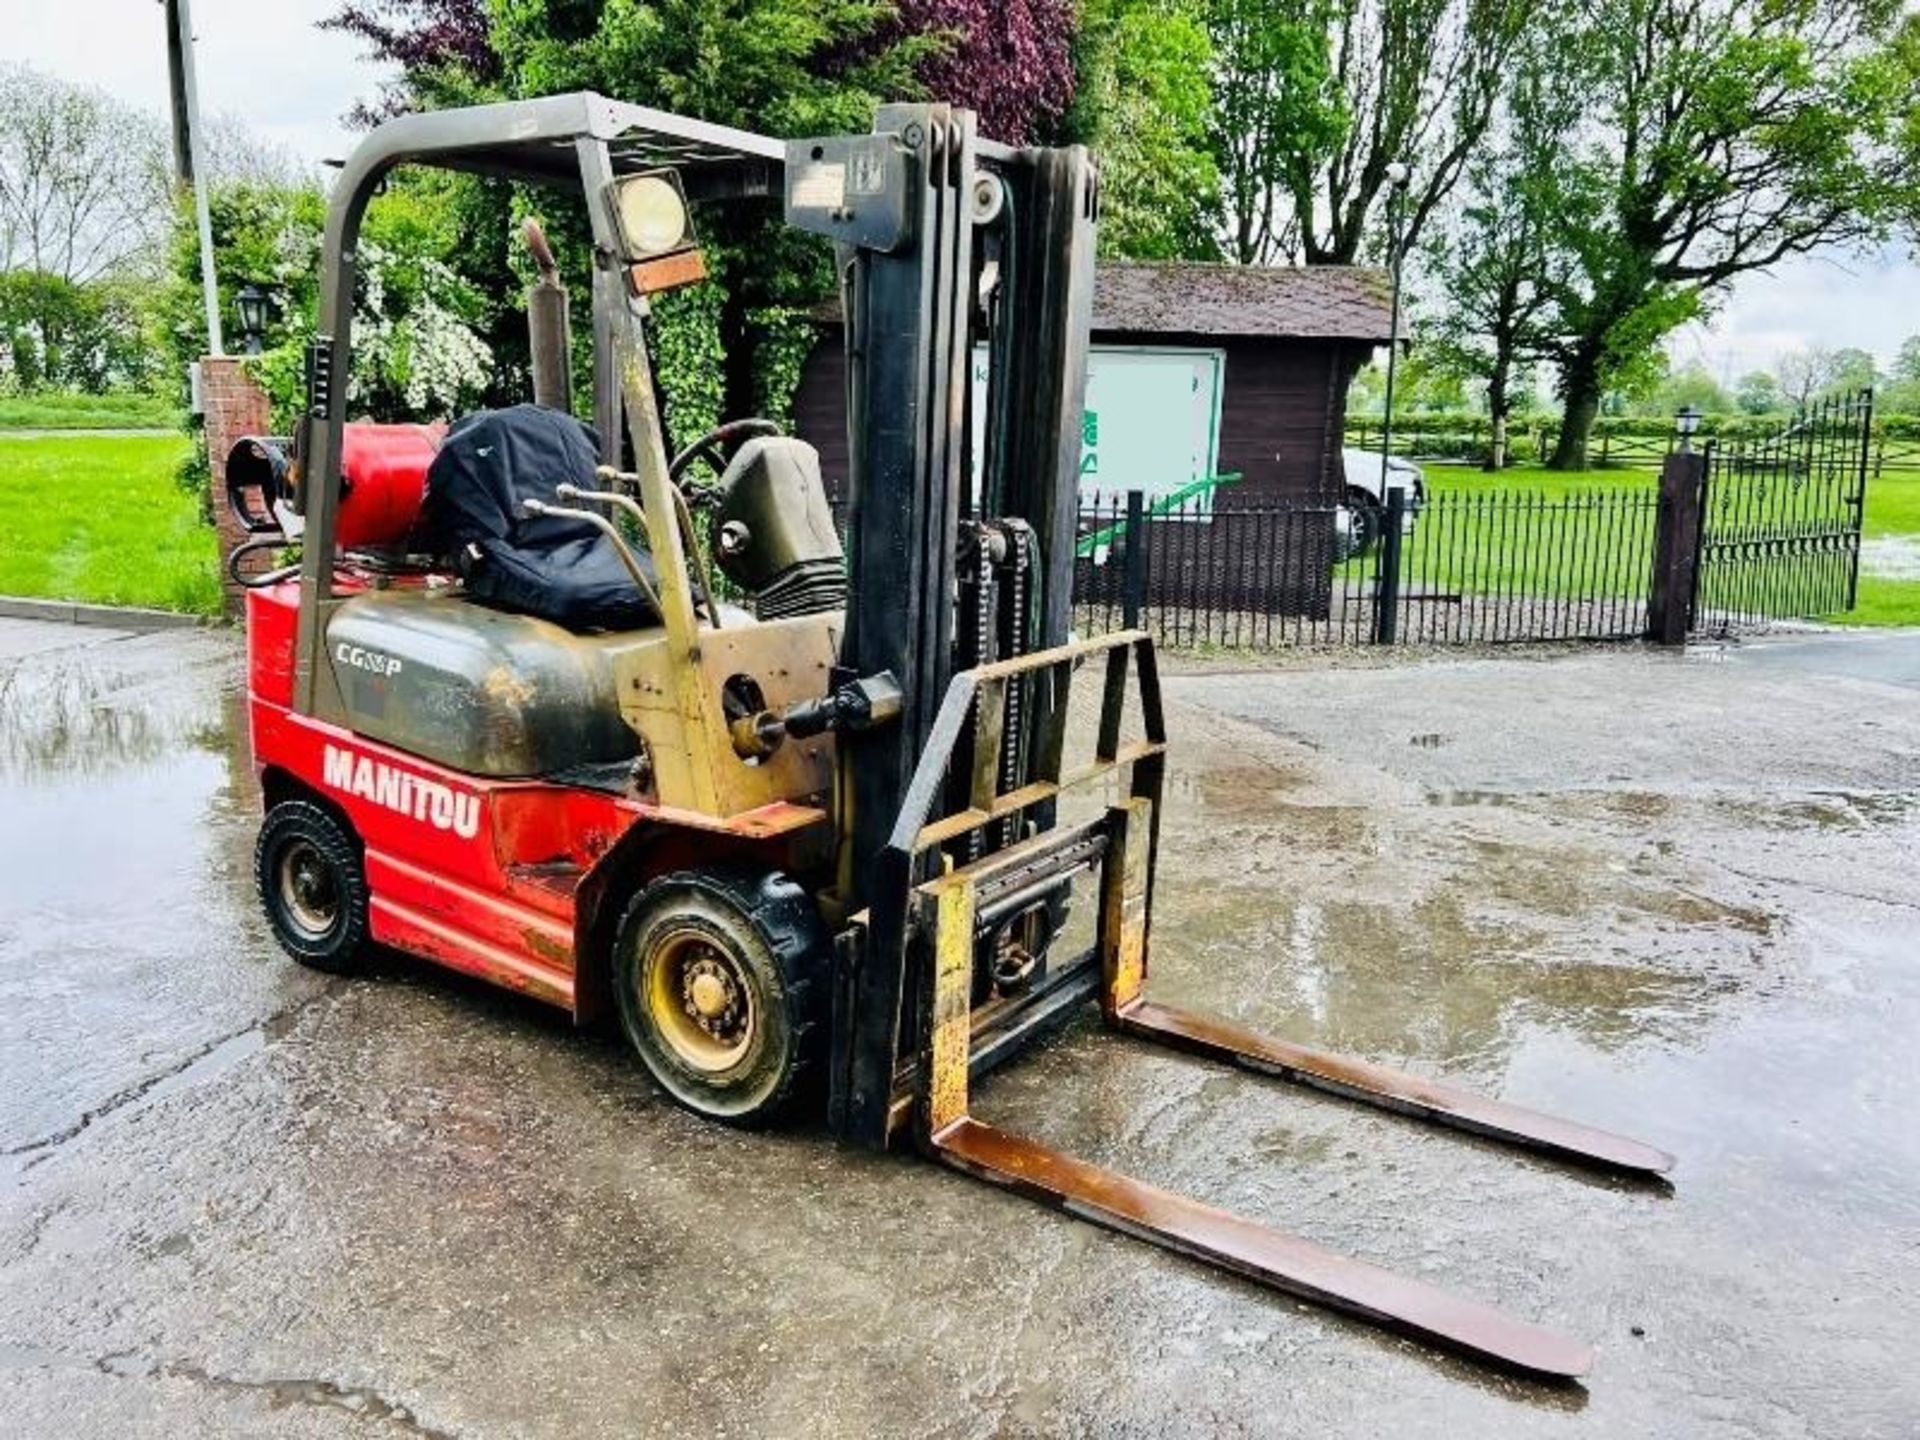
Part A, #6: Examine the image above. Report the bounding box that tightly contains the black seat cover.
[413,404,660,631]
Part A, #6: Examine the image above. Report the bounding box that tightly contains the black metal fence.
[1691,391,1872,635]
[1074,483,1662,648]
[1070,394,1874,651]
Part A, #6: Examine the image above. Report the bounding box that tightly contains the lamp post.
[1378,161,1411,501]
[234,283,271,355]
[1675,403,1702,455]
[163,0,222,356]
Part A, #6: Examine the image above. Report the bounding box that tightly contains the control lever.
[519,498,664,618]
[575,469,725,627]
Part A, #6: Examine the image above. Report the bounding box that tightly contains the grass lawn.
[1842,576,1920,626]
[1337,461,1661,604]
[0,433,221,615]
[1861,464,1920,537]
[0,390,181,431]
[1837,464,1920,627]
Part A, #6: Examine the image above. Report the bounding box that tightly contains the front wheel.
[612,868,826,1126]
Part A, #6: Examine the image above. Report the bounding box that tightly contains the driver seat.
[412,404,663,632]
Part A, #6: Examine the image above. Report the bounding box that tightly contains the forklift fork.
[886,630,1671,1381]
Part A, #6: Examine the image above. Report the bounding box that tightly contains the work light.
[610,171,695,259]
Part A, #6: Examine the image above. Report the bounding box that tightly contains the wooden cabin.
[790,262,1396,618]
[791,261,1395,505]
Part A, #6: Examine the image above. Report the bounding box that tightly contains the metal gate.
[1691,391,1872,633]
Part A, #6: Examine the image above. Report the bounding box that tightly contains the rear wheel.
[612,868,826,1126]
[255,800,369,974]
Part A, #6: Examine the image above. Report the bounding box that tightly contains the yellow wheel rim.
[644,927,755,1073]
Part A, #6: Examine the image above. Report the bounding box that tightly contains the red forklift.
[227,91,1672,1381]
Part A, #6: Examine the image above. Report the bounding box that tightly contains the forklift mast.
[783,106,1099,1145]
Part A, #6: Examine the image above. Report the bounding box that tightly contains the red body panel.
[246,581,636,1012]
[248,721,638,1009]
[244,581,829,1015]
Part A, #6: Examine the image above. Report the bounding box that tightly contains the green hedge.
[1345,409,1920,460]
[0,389,180,430]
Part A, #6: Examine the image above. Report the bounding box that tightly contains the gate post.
[1647,449,1706,645]
[1121,489,1148,629]
[1371,484,1407,645]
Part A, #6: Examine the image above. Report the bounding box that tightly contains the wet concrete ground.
[1,617,1916,1437]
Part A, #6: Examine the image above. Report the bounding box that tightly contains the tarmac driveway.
[1,618,1915,1437]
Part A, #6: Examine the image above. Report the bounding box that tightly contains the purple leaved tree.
[322,0,498,121]
[898,0,1075,143]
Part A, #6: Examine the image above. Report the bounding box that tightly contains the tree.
[1777,347,1841,409]
[1065,0,1218,258]
[1895,334,1920,384]
[322,0,498,121]
[1822,346,1879,399]
[328,0,1075,141]
[1645,361,1733,417]
[1422,179,1555,464]
[1209,0,1539,266]
[1535,0,1920,469]
[0,271,154,392]
[198,113,316,186]
[158,177,493,430]
[0,66,172,284]
[1734,370,1784,415]
[1884,334,1920,411]
[1421,48,1577,466]
[1205,0,1343,264]
[895,0,1076,144]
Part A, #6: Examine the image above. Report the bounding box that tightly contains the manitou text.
[322,744,481,838]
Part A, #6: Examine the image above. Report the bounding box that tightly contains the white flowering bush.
[168,180,499,434]
[350,242,493,417]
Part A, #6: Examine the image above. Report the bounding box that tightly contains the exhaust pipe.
[524,218,572,414]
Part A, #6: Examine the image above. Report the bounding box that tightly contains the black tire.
[1344,488,1385,558]
[612,868,826,1126]
[255,800,370,974]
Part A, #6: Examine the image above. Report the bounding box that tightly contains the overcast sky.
[7,0,376,166]
[11,0,1919,381]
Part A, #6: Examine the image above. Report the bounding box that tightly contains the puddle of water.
[1859,535,1920,580]
[1148,884,1745,1079]
[0,633,286,1159]
[0,633,239,783]
[4,1025,268,1179]
[0,1343,445,1437]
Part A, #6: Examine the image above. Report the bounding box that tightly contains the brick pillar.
[202,357,276,616]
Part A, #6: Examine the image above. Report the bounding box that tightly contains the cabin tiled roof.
[1091,262,1395,341]
[807,262,1397,342]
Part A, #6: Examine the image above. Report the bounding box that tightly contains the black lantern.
[234,283,272,355]
[1675,404,1702,454]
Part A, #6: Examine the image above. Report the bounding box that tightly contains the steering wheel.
[667,418,783,489]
